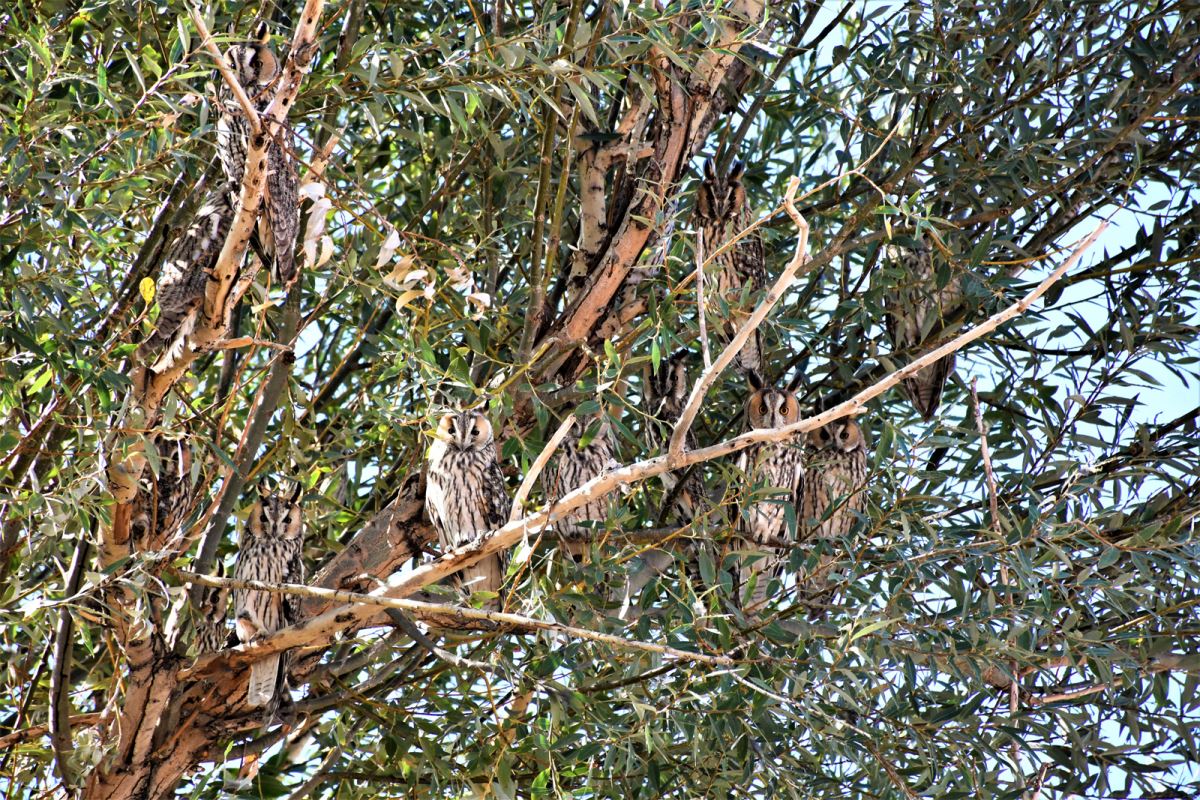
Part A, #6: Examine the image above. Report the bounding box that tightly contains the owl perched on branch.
[542,412,620,563]
[881,239,964,418]
[695,159,767,375]
[234,484,305,709]
[137,181,238,373]
[733,372,804,613]
[425,411,509,604]
[798,419,870,603]
[216,22,299,286]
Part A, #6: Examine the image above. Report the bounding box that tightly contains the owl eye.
[446,419,457,435]
[838,427,849,441]
[819,429,831,443]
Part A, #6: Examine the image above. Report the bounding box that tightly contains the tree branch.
[175,570,734,670]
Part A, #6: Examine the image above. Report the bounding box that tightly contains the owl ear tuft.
[728,159,746,184]
[747,370,764,392]
[289,482,303,504]
[252,20,270,43]
[257,482,272,501]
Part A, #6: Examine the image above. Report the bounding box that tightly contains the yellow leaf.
[139,277,156,304]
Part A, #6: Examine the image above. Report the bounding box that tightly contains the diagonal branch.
[510,413,575,523]
[669,176,809,456]
[188,9,262,135]
[181,220,1104,674]
[669,124,902,456]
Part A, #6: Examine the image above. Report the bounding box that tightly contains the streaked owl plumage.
[195,559,231,655]
[648,351,705,526]
[129,435,193,550]
[798,419,869,599]
[542,414,620,562]
[882,241,963,418]
[733,376,805,613]
[216,23,299,286]
[137,182,237,372]
[696,159,767,375]
[425,411,509,602]
[233,485,305,709]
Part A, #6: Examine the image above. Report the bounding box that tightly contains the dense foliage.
[1,0,1198,797]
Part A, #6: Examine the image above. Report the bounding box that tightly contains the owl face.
[251,484,303,540]
[808,421,865,453]
[697,159,748,223]
[435,411,495,451]
[747,387,801,429]
[225,24,279,90]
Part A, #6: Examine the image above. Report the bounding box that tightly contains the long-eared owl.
[881,239,963,418]
[216,22,299,286]
[541,412,620,563]
[733,373,804,613]
[233,484,305,709]
[798,419,869,601]
[425,411,509,604]
[696,159,767,375]
[137,181,238,372]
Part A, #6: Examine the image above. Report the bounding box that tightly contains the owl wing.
[263,131,299,285]
[481,458,510,532]
[138,183,237,370]
[282,536,305,626]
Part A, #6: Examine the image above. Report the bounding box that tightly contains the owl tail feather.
[902,352,956,420]
[459,556,504,609]
[246,655,279,708]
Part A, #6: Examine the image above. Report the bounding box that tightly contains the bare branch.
[695,228,711,371]
[510,413,575,523]
[669,176,808,456]
[175,570,734,670]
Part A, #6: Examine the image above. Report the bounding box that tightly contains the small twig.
[695,228,712,370]
[49,537,91,793]
[207,337,294,353]
[510,414,575,523]
[384,609,496,673]
[670,176,810,456]
[970,378,1003,536]
[0,714,101,751]
[1027,764,1050,800]
[972,376,1020,776]
[188,8,262,135]
[175,570,734,670]
[1029,682,1111,706]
